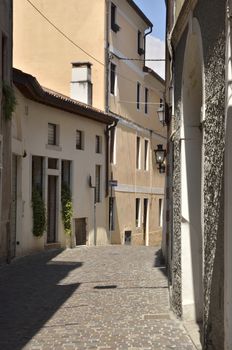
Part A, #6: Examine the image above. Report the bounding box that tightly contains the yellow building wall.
[13,0,166,248]
[13,0,106,110]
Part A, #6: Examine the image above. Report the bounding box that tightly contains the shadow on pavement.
[0,250,82,350]
[154,248,167,277]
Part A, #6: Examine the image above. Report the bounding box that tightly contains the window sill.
[46,144,62,152]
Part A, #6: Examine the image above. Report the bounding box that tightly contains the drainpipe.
[143,25,153,69]
[105,120,118,197]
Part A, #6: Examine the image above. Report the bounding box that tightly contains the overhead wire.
[25,0,164,95]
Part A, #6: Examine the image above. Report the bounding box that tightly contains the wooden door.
[75,218,87,245]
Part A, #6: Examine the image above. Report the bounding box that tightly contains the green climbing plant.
[61,184,73,236]
[2,81,17,120]
[32,188,46,237]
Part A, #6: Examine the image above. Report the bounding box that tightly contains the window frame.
[135,198,141,228]
[76,129,84,150]
[136,82,140,110]
[95,135,102,154]
[48,123,57,146]
[111,3,120,33]
[110,62,116,95]
[136,136,141,170]
[144,139,149,171]
[137,30,144,55]
[145,87,149,114]
[95,165,101,203]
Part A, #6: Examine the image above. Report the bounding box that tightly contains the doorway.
[181,18,204,322]
[47,175,57,243]
[75,218,87,245]
[11,154,17,258]
[143,198,148,244]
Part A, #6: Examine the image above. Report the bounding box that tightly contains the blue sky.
[133,0,166,40]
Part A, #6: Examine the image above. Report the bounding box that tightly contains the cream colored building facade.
[12,68,116,256]
[13,0,166,246]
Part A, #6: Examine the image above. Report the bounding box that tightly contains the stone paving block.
[0,246,200,350]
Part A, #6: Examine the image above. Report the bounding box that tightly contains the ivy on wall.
[2,81,17,120]
[32,188,46,237]
[61,184,73,236]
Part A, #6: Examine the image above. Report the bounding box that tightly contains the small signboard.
[109,180,118,187]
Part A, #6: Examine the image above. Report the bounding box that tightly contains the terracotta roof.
[126,0,153,27]
[13,68,117,125]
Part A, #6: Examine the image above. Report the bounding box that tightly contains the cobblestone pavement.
[0,246,198,350]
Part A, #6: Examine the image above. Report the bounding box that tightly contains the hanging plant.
[2,81,17,120]
[61,184,73,236]
[32,188,46,237]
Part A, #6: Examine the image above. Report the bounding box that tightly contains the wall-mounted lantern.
[157,103,170,126]
[154,144,166,173]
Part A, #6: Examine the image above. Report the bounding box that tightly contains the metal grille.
[95,165,101,203]
[145,88,148,114]
[110,63,116,95]
[136,136,140,169]
[76,130,83,149]
[96,135,101,153]
[48,123,56,145]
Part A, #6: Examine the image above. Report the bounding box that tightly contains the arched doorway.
[181,18,204,323]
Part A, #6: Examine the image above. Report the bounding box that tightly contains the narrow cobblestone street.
[0,246,197,350]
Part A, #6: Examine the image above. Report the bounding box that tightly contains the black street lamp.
[154,144,166,173]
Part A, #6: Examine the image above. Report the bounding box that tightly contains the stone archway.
[181,17,204,323]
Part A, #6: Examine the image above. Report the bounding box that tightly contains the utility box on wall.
[71,62,92,105]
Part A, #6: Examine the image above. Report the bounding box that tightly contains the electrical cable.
[25,0,164,95]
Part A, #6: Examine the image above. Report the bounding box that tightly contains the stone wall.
[170,0,226,348]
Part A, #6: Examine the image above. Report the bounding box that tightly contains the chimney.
[70,62,92,105]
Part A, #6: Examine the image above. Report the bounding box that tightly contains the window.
[145,88,148,114]
[136,136,141,169]
[111,3,120,32]
[48,158,58,169]
[109,196,115,231]
[137,30,144,55]
[110,127,116,164]
[144,139,149,170]
[48,123,57,145]
[62,160,71,188]
[159,198,163,227]
[95,165,101,203]
[32,156,44,195]
[96,135,102,154]
[110,63,116,95]
[137,82,140,109]
[124,230,132,244]
[76,130,84,150]
[135,198,141,227]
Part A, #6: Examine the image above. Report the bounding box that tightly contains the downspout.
[143,25,153,69]
[105,120,118,197]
